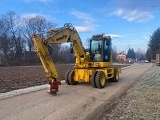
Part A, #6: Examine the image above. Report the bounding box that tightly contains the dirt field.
[101,64,160,120]
[0,64,127,93]
[0,64,74,93]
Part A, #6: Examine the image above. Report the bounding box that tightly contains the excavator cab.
[90,34,112,62]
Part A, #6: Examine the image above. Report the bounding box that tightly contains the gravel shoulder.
[101,64,160,120]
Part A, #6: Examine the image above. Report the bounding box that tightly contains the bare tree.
[0,12,60,66]
[83,38,90,51]
[112,46,118,62]
[0,11,29,66]
[58,45,74,63]
[6,11,25,65]
[135,48,146,60]
[0,12,14,66]
[23,15,56,64]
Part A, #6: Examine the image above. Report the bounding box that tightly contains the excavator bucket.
[48,81,61,94]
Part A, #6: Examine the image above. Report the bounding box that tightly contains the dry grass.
[102,65,160,120]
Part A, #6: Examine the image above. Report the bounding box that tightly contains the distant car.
[145,60,149,63]
[127,58,133,63]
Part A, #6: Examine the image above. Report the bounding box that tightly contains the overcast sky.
[0,0,160,53]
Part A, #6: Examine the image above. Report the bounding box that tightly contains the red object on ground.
[49,81,61,94]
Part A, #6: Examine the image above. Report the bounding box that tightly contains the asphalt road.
[0,63,153,120]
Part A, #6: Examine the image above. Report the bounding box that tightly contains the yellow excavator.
[31,23,121,94]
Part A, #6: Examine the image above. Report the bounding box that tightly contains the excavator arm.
[31,23,89,93]
[32,34,61,94]
[31,34,59,80]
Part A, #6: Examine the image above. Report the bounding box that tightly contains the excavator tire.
[109,68,119,82]
[95,71,106,88]
[112,68,119,82]
[64,70,71,85]
[68,70,78,85]
[90,71,97,88]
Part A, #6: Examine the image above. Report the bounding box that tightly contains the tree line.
[1,11,158,66]
[0,11,74,66]
[147,27,160,61]
[121,26,160,62]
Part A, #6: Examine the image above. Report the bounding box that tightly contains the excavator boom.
[45,23,89,62]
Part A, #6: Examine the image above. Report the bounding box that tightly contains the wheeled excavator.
[31,23,121,94]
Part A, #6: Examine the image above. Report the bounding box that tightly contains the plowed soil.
[0,64,73,93]
[0,64,128,93]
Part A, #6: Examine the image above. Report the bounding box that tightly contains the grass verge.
[102,64,160,120]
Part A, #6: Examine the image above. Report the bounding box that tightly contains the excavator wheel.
[109,68,119,82]
[64,70,71,85]
[68,70,78,85]
[112,68,119,82]
[95,71,106,88]
[90,71,97,88]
